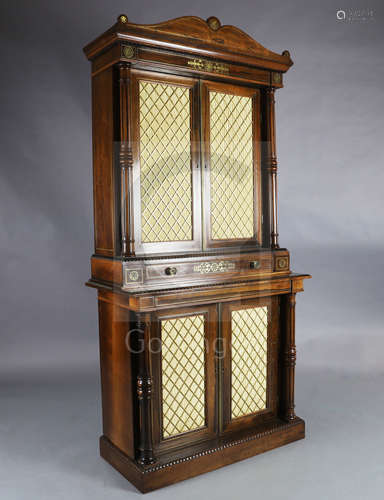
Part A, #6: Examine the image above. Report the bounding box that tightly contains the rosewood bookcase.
[83,14,310,493]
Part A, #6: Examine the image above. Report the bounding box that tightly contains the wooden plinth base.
[100,417,305,493]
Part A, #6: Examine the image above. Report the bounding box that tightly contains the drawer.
[122,252,276,290]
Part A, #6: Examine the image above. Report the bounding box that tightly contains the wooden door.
[131,70,202,255]
[201,81,262,249]
[151,305,217,452]
[220,297,279,433]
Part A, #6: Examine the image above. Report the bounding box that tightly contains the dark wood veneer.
[84,14,310,493]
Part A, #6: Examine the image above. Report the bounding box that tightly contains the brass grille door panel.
[153,306,217,449]
[202,81,261,248]
[140,81,192,243]
[132,72,201,254]
[161,315,206,438]
[231,307,268,418]
[221,298,279,432]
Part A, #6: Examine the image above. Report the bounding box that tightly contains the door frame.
[201,80,262,250]
[220,296,279,434]
[130,70,202,255]
[151,304,218,453]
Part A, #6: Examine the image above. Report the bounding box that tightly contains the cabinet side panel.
[92,68,116,256]
[98,297,134,458]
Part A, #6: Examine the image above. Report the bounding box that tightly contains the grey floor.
[1,367,383,500]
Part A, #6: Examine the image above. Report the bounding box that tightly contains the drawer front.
[123,253,276,290]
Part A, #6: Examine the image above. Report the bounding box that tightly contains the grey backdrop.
[1,1,383,499]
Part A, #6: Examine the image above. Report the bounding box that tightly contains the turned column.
[265,87,279,249]
[282,293,297,421]
[135,313,155,465]
[118,63,135,256]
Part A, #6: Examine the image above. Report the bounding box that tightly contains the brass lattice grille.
[139,81,193,243]
[161,315,206,438]
[231,306,268,419]
[209,91,254,240]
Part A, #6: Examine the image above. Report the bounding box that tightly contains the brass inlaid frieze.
[187,58,229,74]
[193,261,236,274]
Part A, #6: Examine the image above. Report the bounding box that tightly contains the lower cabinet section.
[97,289,302,492]
[150,297,280,452]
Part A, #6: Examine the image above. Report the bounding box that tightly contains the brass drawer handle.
[250,260,261,269]
[165,267,177,276]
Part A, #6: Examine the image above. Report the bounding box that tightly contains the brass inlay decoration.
[128,270,139,281]
[272,72,282,84]
[193,261,236,274]
[161,315,206,438]
[187,58,229,74]
[277,257,288,269]
[124,267,143,285]
[207,16,221,31]
[231,306,268,419]
[139,81,193,243]
[122,45,135,59]
[209,91,254,240]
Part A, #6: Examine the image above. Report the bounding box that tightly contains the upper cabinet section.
[131,72,261,255]
[84,15,293,86]
[85,16,292,258]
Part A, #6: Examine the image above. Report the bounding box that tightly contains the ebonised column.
[282,293,297,421]
[118,62,135,256]
[135,313,155,465]
[266,87,279,249]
